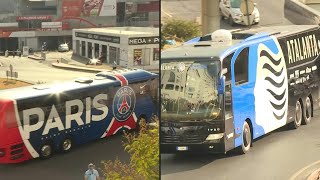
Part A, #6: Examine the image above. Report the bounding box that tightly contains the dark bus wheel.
[61,138,73,153]
[40,143,53,159]
[240,121,251,154]
[303,96,312,125]
[290,100,302,129]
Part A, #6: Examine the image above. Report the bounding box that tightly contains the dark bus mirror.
[218,76,226,95]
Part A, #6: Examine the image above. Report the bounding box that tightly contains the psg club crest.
[113,86,136,122]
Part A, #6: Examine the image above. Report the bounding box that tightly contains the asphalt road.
[161,110,320,180]
[161,0,292,30]
[0,55,95,84]
[0,134,130,180]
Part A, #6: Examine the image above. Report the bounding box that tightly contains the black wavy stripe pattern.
[260,49,287,120]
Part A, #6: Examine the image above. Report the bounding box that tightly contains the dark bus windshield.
[161,60,222,122]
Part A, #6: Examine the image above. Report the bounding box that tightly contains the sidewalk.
[28,51,159,73]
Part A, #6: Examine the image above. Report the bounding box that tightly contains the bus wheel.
[291,100,302,129]
[40,144,53,159]
[240,121,251,154]
[61,138,73,153]
[303,96,312,125]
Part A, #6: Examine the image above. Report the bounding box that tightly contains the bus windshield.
[161,60,222,122]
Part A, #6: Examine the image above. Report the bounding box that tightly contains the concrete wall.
[285,0,320,24]
[19,37,38,50]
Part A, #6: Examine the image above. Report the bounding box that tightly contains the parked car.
[219,0,260,26]
[58,43,69,52]
[86,58,102,65]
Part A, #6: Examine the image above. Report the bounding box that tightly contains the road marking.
[161,9,172,18]
[289,160,320,180]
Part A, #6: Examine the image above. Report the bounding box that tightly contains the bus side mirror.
[218,76,226,95]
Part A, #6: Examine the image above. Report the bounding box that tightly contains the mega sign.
[128,36,160,45]
[21,94,108,139]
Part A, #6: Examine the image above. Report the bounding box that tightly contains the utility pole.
[201,0,220,35]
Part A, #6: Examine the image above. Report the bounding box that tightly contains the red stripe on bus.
[114,74,128,86]
[105,115,137,137]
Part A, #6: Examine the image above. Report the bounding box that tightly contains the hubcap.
[243,127,250,147]
[41,145,52,157]
[63,139,72,151]
[295,102,302,125]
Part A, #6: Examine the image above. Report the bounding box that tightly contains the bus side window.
[222,53,234,82]
[234,48,249,85]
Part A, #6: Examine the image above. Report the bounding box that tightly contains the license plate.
[176,146,188,151]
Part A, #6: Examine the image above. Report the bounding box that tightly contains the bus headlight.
[0,148,6,157]
[206,133,224,140]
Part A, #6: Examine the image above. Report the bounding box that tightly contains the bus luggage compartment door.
[224,84,235,152]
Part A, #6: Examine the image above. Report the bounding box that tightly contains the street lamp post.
[201,0,220,35]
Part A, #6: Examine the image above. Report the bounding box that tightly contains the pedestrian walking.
[84,163,100,180]
[113,61,117,70]
[12,51,15,58]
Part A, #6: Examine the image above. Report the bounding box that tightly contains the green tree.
[161,33,167,49]
[101,117,159,180]
[162,19,201,41]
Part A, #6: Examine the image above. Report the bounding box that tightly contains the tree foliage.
[162,19,201,41]
[101,117,159,180]
[161,33,168,49]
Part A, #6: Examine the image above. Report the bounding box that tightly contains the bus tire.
[290,100,303,129]
[302,96,312,125]
[40,143,53,159]
[61,138,73,153]
[240,121,251,154]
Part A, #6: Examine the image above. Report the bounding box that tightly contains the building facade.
[0,0,159,52]
[73,27,159,69]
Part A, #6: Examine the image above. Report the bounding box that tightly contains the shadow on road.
[160,121,301,175]
[161,148,244,175]
[0,134,130,180]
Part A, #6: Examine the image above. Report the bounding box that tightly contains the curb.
[28,56,44,61]
[51,63,102,73]
[307,168,320,180]
[289,160,320,180]
[2,78,35,85]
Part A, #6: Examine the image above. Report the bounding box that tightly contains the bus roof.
[162,25,320,61]
[161,40,241,60]
[0,69,157,101]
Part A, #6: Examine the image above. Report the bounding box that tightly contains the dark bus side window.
[234,48,249,85]
[222,53,234,82]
